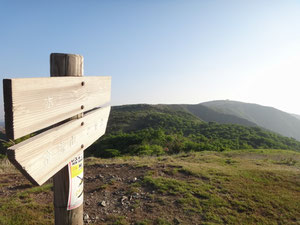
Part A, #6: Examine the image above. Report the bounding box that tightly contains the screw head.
[81,81,85,86]
[81,105,84,110]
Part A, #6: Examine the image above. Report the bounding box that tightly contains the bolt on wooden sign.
[3,76,111,185]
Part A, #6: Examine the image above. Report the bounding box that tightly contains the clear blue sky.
[1,0,300,120]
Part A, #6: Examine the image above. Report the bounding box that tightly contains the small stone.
[84,214,90,220]
[100,201,106,207]
[121,196,128,205]
[96,174,104,179]
[84,213,92,223]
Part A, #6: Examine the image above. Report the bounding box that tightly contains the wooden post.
[51,53,84,225]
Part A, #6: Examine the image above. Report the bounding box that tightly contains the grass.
[86,149,300,224]
[0,158,53,225]
[1,149,300,224]
[0,157,17,174]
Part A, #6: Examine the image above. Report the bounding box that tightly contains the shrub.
[94,149,120,158]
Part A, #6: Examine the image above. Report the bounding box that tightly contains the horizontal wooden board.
[7,106,111,185]
[3,76,111,140]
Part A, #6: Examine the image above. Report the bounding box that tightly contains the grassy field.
[0,158,53,225]
[0,149,300,225]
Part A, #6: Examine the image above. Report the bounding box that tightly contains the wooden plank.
[3,76,111,140]
[7,106,111,185]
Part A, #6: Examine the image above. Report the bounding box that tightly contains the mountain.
[200,100,300,141]
[86,104,300,158]
[179,104,257,127]
[291,113,300,121]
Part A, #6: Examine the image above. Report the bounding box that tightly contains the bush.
[131,144,165,156]
[94,149,120,158]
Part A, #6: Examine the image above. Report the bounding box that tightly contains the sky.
[1,0,300,121]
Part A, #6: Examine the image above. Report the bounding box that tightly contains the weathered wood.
[7,106,110,185]
[50,53,83,77]
[53,166,77,225]
[51,53,84,225]
[3,76,111,140]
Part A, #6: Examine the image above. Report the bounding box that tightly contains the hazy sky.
[1,0,300,120]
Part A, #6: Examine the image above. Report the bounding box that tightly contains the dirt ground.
[0,161,186,225]
[2,151,299,225]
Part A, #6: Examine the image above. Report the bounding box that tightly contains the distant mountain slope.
[86,103,300,158]
[178,104,257,127]
[291,114,300,121]
[202,100,300,141]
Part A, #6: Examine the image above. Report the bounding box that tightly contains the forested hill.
[87,104,300,158]
[178,104,257,127]
[201,100,300,141]
[107,101,300,142]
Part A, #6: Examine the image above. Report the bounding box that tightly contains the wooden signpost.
[3,53,111,225]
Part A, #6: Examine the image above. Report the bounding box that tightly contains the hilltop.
[86,103,300,158]
[104,100,300,143]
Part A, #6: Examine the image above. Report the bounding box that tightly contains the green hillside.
[180,104,257,126]
[202,100,300,141]
[86,104,300,158]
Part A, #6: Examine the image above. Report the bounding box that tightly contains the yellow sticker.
[71,162,83,178]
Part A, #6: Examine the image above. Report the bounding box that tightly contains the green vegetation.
[0,103,299,224]
[87,149,300,225]
[0,149,299,224]
[86,104,300,158]
[202,100,300,141]
[2,104,300,159]
[0,183,53,225]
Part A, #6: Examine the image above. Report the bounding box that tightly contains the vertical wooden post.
[50,53,84,225]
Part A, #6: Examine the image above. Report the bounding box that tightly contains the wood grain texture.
[3,76,111,140]
[50,53,83,77]
[7,106,111,185]
[51,53,84,225]
[53,166,83,225]
[3,79,13,139]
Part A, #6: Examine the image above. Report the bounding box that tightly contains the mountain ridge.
[200,100,300,141]
[1,100,300,142]
[111,100,300,141]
